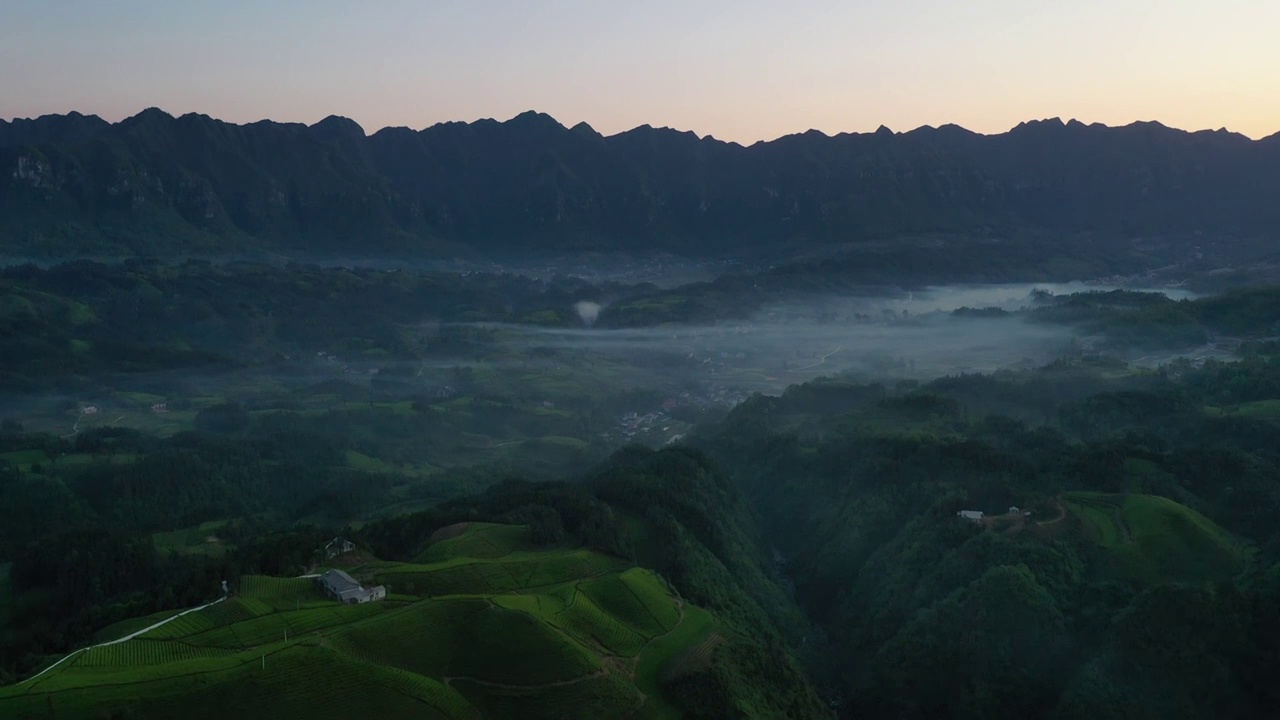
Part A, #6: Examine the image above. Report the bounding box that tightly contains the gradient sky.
[2,0,1277,142]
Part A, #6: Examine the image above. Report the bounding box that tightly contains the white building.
[318,569,386,604]
[957,510,984,522]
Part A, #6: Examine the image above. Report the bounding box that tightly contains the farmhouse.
[324,536,356,559]
[318,569,386,604]
[957,510,984,522]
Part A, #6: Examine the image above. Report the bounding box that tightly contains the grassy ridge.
[0,530,717,719]
[369,549,624,596]
[580,569,682,638]
[1063,492,1251,584]
[415,522,533,563]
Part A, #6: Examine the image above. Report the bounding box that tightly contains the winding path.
[787,347,844,373]
[1037,498,1068,526]
[443,668,608,691]
[17,597,226,688]
[59,415,84,440]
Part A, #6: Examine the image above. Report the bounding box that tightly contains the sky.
[2,0,1277,142]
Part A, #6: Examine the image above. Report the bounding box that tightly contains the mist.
[574,301,602,327]
[456,282,1216,395]
[0,280,1205,449]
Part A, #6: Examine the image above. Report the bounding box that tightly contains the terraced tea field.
[0,527,720,719]
[1062,491,1252,584]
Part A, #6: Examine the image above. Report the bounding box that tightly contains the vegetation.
[1026,286,1280,352]
[0,533,775,719]
[1062,492,1250,584]
[692,354,1280,718]
[4,256,1280,717]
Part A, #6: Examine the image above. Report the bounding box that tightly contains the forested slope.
[694,358,1280,718]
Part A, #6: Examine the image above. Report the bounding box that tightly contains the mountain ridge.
[3,109,1279,257]
[6,108,1274,143]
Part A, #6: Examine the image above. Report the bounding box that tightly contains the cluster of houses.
[313,537,386,603]
[597,387,747,445]
[957,507,1032,523]
[617,410,670,439]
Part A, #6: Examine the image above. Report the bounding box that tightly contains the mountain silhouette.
[2,109,1278,256]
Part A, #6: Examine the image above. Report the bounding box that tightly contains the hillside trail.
[1112,505,1134,544]
[1037,498,1068,526]
[441,583,692,714]
[17,597,226,689]
[631,597,687,676]
[619,596,690,719]
[442,667,608,691]
[60,414,83,440]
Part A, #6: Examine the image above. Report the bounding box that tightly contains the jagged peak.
[904,124,977,139]
[937,123,977,136]
[1012,117,1066,132]
[771,128,830,145]
[570,121,602,139]
[613,123,706,144]
[504,110,563,131]
[704,135,742,148]
[874,125,895,137]
[125,107,175,123]
[422,119,474,133]
[2,111,108,127]
[176,112,221,127]
[370,125,418,140]
[312,115,366,138]
[1187,126,1252,143]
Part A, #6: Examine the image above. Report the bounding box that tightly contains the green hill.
[413,522,534,563]
[0,532,720,719]
[1062,492,1252,584]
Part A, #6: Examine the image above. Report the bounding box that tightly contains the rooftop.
[321,568,362,594]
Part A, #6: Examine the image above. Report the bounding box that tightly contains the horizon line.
[2,107,1275,145]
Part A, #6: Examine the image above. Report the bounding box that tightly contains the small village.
[602,386,748,446]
